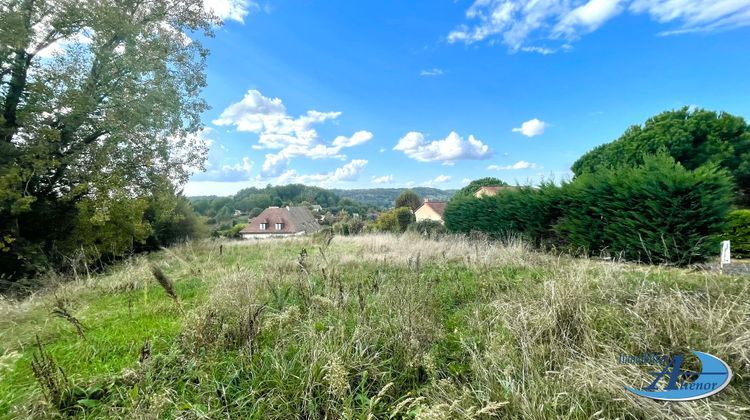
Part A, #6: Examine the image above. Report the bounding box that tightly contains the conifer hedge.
[445,156,734,265]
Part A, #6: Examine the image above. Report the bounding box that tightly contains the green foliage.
[557,156,733,264]
[330,187,454,209]
[572,108,750,204]
[446,156,733,265]
[406,220,447,237]
[215,223,246,239]
[453,177,508,198]
[445,184,561,245]
[190,184,349,223]
[373,210,399,233]
[0,0,215,281]
[723,209,750,258]
[394,190,422,211]
[394,207,415,232]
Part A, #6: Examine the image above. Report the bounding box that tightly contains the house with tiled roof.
[415,199,447,224]
[240,206,322,239]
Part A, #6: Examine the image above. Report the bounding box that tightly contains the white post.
[720,240,731,273]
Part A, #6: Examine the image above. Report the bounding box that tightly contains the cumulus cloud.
[371,175,394,184]
[420,68,444,76]
[215,89,372,179]
[331,131,374,148]
[261,152,289,177]
[203,0,259,23]
[277,160,368,185]
[394,131,492,163]
[488,160,540,170]
[422,174,452,187]
[512,118,547,137]
[213,90,340,148]
[192,155,255,182]
[448,0,750,52]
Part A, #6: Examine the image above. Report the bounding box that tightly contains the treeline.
[190,184,371,224]
[330,187,454,209]
[446,109,750,265]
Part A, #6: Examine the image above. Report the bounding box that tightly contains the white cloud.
[461,178,472,184]
[216,90,372,178]
[422,174,452,187]
[331,130,374,148]
[371,175,394,184]
[213,90,340,149]
[35,32,92,58]
[261,152,289,177]
[420,68,444,76]
[203,0,258,23]
[192,154,255,182]
[277,160,368,185]
[488,160,540,170]
[394,131,492,163]
[512,118,547,137]
[555,0,625,38]
[632,0,750,34]
[448,0,750,52]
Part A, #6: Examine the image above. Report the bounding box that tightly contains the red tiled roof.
[240,206,321,235]
[420,201,446,216]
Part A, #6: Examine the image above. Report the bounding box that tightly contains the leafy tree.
[453,177,509,198]
[572,108,750,204]
[394,207,415,232]
[0,0,215,279]
[395,190,422,211]
[374,210,399,233]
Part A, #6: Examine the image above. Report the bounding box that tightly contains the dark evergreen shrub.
[557,155,733,264]
[723,209,750,258]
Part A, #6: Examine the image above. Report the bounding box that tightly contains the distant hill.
[330,187,455,208]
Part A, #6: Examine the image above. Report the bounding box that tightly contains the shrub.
[444,184,562,246]
[407,220,447,237]
[394,207,415,232]
[374,210,399,233]
[556,155,733,264]
[723,209,750,258]
[446,156,733,265]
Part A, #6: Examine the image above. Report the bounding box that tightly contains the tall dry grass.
[1,233,749,418]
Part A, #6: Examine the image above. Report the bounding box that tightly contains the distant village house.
[240,206,322,239]
[415,199,446,224]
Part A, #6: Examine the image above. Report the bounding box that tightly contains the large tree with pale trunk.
[0,0,215,279]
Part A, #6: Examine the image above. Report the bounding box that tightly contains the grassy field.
[1,233,749,419]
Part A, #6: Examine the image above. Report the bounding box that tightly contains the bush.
[394,207,415,232]
[444,184,561,246]
[446,156,733,265]
[374,210,399,233]
[407,220,447,238]
[723,209,750,258]
[556,155,733,264]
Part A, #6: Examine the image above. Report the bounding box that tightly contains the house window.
[259,223,267,231]
[275,223,283,230]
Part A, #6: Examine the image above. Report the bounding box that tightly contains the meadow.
[1,233,749,419]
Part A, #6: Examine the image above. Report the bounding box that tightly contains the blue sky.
[184,0,750,196]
